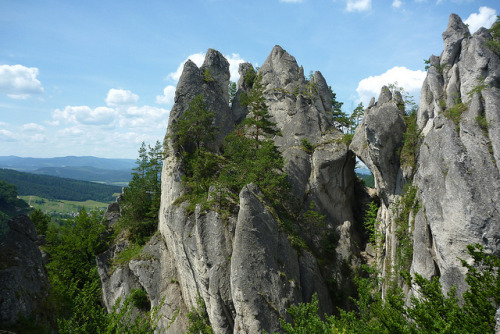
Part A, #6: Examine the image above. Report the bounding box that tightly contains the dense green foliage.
[393,184,419,274]
[119,141,163,245]
[30,208,51,235]
[228,81,237,105]
[170,94,218,154]
[42,208,158,333]
[0,168,121,202]
[363,201,379,245]
[399,108,421,172]
[278,244,500,333]
[241,74,281,141]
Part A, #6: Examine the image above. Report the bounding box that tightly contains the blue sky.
[0,0,498,159]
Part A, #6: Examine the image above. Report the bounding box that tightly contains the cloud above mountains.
[0,64,44,99]
[464,7,497,34]
[356,66,426,105]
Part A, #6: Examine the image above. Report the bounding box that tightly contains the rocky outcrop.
[157,46,360,333]
[350,87,406,205]
[97,202,188,333]
[351,14,500,298]
[411,14,500,296]
[350,87,408,294]
[0,215,51,328]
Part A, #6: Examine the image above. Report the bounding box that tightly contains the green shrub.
[278,244,500,334]
[130,288,150,310]
[203,68,214,82]
[400,110,421,172]
[300,138,314,154]
[444,102,467,131]
[487,15,500,55]
[342,133,354,146]
[363,201,379,245]
[186,296,214,334]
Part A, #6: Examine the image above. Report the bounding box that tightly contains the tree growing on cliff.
[169,94,218,155]
[120,140,163,245]
[241,74,280,143]
[328,86,349,131]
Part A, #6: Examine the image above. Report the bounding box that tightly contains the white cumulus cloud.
[356,66,426,105]
[465,7,497,34]
[119,106,169,129]
[156,85,176,105]
[0,64,44,98]
[346,0,371,12]
[53,105,117,126]
[226,53,246,82]
[279,0,304,3]
[105,88,139,106]
[392,0,402,8]
[22,123,45,132]
[0,129,17,142]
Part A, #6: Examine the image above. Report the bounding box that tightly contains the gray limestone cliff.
[412,14,500,296]
[351,13,500,297]
[97,201,189,333]
[156,47,360,333]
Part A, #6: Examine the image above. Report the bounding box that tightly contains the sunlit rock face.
[157,45,359,333]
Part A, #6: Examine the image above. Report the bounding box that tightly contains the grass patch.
[300,138,314,154]
[444,102,467,131]
[20,195,109,215]
[113,243,144,266]
[342,133,354,146]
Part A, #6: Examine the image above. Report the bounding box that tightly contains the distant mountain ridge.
[34,166,132,184]
[0,156,136,171]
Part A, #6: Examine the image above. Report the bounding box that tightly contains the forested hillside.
[34,166,131,185]
[0,169,121,202]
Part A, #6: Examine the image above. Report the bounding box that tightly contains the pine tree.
[241,74,280,143]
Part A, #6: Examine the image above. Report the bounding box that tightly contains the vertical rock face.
[412,14,500,295]
[351,13,500,297]
[350,87,406,205]
[97,202,189,333]
[157,46,359,333]
[350,87,407,293]
[0,215,51,328]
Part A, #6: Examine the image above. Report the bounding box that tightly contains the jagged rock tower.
[156,46,361,333]
[351,13,500,297]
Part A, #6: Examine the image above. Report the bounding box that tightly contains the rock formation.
[412,14,500,296]
[0,215,51,329]
[351,13,500,297]
[155,46,360,333]
[97,201,189,333]
[96,13,499,333]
